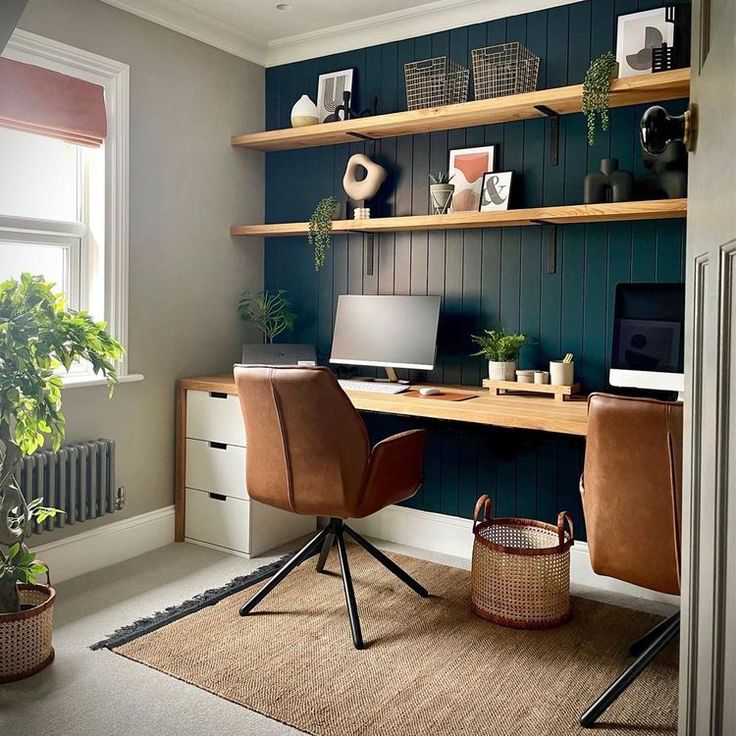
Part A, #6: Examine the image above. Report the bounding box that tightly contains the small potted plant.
[308,196,340,271]
[582,51,619,146]
[0,274,122,682]
[471,327,526,381]
[429,171,455,214]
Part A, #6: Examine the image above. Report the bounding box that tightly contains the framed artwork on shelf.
[317,69,354,123]
[616,8,674,77]
[448,145,497,212]
[479,171,513,212]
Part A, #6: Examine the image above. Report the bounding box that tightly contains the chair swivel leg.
[315,531,336,573]
[335,526,364,650]
[580,615,680,728]
[239,526,329,616]
[344,525,429,598]
[629,612,679,656]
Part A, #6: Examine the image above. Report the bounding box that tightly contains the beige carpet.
[114,546,678,736]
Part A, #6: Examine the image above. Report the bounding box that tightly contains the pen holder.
[550,361,574,386]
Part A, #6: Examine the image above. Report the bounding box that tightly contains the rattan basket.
[0,572,56,683]
[471,42,540,100]
[470,495,573,629]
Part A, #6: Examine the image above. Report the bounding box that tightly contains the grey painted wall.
[17,0,264,542]
[0,0,28,52]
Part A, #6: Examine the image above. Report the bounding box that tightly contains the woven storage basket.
[0,571,55,683]
[470,495,573,629]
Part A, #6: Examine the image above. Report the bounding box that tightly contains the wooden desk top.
[178,374,589,436]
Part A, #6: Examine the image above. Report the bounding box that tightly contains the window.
[1,30,131,381]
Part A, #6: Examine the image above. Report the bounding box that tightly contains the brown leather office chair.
[579,393,683,727]
[233,365,429,649]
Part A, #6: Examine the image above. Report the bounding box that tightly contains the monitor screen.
[611,283,685,375]
[330,295,441,370]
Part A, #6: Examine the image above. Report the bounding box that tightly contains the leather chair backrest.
[582,393,683,595]
[233,365,370,517]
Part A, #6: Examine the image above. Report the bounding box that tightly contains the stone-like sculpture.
[342,153,387,219]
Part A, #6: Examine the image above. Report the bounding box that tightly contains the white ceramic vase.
[291,95,319,127]
[488,360,516,381]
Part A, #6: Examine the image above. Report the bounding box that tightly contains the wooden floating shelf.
[231,199,687,237]
[232,69,690,152]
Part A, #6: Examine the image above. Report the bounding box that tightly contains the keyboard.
[338,379,410,395]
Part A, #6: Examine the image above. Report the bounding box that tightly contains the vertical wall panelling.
[264,0,688,536]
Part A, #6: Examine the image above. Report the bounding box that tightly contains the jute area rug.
[109,546,678,736]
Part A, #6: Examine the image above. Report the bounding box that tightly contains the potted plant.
[308,196,339,271]
[471,327,526,381]
[429,171,455,214]
[582,51,619,146]
[238,289,296,344]
[0,274,122,682]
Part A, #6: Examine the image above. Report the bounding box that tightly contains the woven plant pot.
[0,575,56,683]
[470,495,573,629]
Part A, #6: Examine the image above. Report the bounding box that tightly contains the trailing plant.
[582,51,618,146]
[237,289,296,343]
[429,171,454,185]
[471,327,526,362]
[308,196,338,271]
[0,274,123,613]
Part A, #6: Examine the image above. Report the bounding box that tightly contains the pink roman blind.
[0,57,107,147]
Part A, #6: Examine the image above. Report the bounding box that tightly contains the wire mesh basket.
[404,56,470,110]
[472,42,540,100]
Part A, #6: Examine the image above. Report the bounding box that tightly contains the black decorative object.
[640,104,694,154]
[636,141,688,200]
[323,91,378,123]
[583,158,635,204]
[652,4,692,72]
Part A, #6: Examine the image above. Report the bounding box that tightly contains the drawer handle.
[209,391,228,399]
[209,492,227,502]
[209,441,227,450]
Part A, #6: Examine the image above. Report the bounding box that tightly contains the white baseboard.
[30,506,175,585]
[350,505,680,609]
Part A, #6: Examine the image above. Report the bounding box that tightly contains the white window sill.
[61,373,144,390]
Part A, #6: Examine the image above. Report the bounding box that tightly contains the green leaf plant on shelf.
[582,51,619,146]
[0,274,123,613]
[237,289,296,343]
[471,326,526,382]
[308,196,339,271]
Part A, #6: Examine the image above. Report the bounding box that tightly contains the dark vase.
[583,158,635,204]
[636,140,688,200]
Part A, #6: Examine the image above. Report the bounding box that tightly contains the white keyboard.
[338,379,410,395]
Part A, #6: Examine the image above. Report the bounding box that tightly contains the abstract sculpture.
[342,153,387,219]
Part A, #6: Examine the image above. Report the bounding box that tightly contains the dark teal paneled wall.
[264,0,687,533]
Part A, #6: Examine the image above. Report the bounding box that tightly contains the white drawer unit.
[179,385,315,557]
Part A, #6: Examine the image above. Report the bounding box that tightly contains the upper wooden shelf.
[231,199,687,237]
[232,69,690,152]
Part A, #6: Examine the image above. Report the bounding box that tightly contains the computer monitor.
[609,283,685,393]
[330,295,441,381]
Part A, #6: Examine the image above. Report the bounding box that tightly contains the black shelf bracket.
[365,233,375,276]
[530,220,557,274]
[347,131,378,141]
[534,104,560,166]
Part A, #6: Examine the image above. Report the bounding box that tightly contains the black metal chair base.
[239,518,429,650]
[580,611,680,728]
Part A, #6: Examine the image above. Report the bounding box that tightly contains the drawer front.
[185,439,247,500]
[186,390,245,447]
[185,488,250,553]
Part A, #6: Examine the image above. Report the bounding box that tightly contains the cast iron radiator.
[16,439,118,535]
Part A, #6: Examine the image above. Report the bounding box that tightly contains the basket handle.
[473,495,493,531]
[557,512,574,546]
[32,559,51,587]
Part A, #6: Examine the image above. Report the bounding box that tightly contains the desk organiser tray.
[482,379,581,402]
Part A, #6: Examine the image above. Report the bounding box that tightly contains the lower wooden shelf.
[231,199,687,237]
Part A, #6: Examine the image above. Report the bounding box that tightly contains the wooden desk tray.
[482,379,581,402]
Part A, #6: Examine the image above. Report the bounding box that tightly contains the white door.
[679,0,736,733]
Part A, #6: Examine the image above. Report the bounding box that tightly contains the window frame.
[3,29,132,379]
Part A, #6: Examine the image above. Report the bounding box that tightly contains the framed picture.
[479,171,513,212]
[616,8,674,77]
[317,69,354,123]
[448,145,497,212]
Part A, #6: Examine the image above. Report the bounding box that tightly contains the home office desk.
[174,374,588,542]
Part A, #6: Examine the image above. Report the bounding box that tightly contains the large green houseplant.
[0,274,123,614]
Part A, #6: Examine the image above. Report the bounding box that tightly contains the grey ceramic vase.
[583,158,635,204]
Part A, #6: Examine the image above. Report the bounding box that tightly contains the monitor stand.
[354,367,410,384]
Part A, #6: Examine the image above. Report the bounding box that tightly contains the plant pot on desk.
[488,360,517,382]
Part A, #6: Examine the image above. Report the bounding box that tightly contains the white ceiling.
[99,0,581,67]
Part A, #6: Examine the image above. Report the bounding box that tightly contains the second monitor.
[330,294,441,382]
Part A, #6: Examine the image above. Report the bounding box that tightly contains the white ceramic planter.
[290,94,319,127]
[488,360,516,381]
